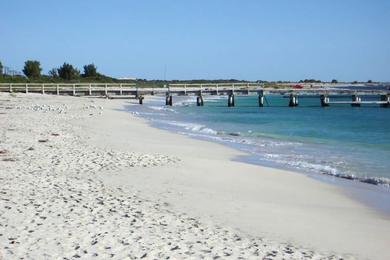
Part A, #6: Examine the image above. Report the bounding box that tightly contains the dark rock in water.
[0,149,8,155]
[228,132,240,137]
[51,133,60,136]
[339,175,354,180]
[27,147,35,151]
[38,139,49,143]
[360,178,379,185]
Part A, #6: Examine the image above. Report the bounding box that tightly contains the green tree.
[0,61,3,78]
[57,63,80,80]
[331,79,338,83]
[300,79,322,83]
[83,64,97,77]
[367,80,373,83]
[48,68,58,78]
[23,60,42,79]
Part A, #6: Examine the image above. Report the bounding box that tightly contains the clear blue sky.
[1,0,389,81]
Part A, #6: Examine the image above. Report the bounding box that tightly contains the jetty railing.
[0,83,139,96]
[0,83,389,107]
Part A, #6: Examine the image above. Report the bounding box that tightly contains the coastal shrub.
[23,60,42,79]
[299,79,322,83]
[83,64,97,78]
[58,63,80,81]
[48,68,59,78]
[0,61,3,78]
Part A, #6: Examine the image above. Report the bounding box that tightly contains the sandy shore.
[0,93,389,259]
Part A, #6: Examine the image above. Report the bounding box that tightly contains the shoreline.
[129,95,390,188]
[1,93,389,259]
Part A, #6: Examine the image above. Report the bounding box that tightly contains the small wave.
[321,171,390,187]
[148,106,176,112]
[289,160,339,176]
[166,121,219,135]
[263,153,281,159]
[149,106,166,111]
[263,154,390,187]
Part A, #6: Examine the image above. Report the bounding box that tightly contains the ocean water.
[127,94,390,188]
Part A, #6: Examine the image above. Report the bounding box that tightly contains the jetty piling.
[258,91,264,107]
[320,95,330,107]
[196,95,204,106]
[289,94,299,107]
[165,95,169,106]
[166,94,173,106]
[228,93,235,107]
[138,95,144,105]
[381,94,390,108]
[351,95,361,107]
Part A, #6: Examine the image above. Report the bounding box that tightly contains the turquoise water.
[129,94,390,187]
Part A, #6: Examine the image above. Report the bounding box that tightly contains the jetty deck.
[0,82,389,107]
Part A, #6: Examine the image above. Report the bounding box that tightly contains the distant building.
[118,77,137,80]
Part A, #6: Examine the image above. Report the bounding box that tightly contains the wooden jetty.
[0,82,389,108]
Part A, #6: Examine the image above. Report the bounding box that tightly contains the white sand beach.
[0,93,389,260]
